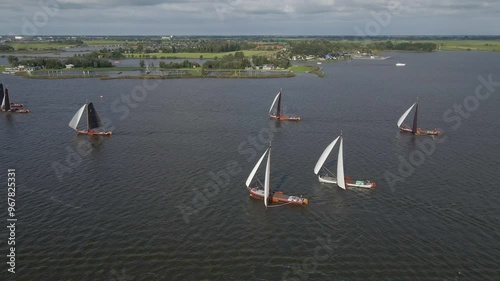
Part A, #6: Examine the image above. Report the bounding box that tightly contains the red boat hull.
[269,114,301,121]
[2,109,29,113]
[248,187,308,205]
[399,127,441,135]
[76,130,112,136]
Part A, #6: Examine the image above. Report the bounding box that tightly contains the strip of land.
[1,36,498,79]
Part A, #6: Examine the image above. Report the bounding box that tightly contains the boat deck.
[248,187,308,205]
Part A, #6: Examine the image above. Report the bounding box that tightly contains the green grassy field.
[288,65,324,77]
[289,65,317,73]
[7,42,75,50]
[329,39,500,51]
[34,66,140,72]
[431,40,500,51]
[82,40,126,46]
[127,50,277,59]
[6,40,126,50]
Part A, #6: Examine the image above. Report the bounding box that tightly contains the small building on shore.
[262,64,275,70]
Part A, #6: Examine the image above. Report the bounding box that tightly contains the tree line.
[203,52,250,69]
[289,40,437,56]
[7,54,113,69]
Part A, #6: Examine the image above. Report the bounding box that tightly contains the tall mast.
[3,89,11,111]
[276,89,282,117]
[412,98,419,134]
[86,104,90,131]
[264,146,271,207]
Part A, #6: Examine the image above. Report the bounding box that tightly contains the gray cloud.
[0,0,499,35]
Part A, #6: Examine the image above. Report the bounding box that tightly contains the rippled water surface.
[1,51,499,280]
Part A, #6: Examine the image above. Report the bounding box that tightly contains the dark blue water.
[1,51,499,280]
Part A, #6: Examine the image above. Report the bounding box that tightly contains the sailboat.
[398,99,440,135]
[69,102,112,136]
[314,133,375,189]
[1,88,29,113]
[0,84,24,108]
[269,89,301,121]
[246,146,308,206]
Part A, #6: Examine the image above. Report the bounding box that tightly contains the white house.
[65,64,75,69]
[262,64,274,70]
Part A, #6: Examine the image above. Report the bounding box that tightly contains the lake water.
[1,51,499,280]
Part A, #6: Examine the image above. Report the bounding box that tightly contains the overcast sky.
[1,0,499,36]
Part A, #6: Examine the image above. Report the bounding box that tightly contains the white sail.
[314,136,340,175]
[268,92,281,114]
[69,104,87,130]
[397,102,416,128]
[264,147,271,207]
[1,94,5,110]
[337,137,346,189]
[245,148,269,187]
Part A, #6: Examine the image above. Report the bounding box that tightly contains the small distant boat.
[314,133,375,189]
[1,87,29,113]
[398,98,441,135]
[269,89,301,121]
[317,62,322,65]
[69,102,112,136]
[246,145,308,207]
[395,63,406,66]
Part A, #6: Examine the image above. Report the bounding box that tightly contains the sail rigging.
[247,145,308,205]
[0,83,4,103]
[337,136,346,189]
[69,104,87,130]
[397,102,416,128]
[264,147,271,207]
[2,89,11,111]
[412,102,419,134]
[276,91,282,117]
[87,102,103,130]
[246,148,269,187]
[314,136,340,175]
[269,91,281,115]
[69,102,111,135]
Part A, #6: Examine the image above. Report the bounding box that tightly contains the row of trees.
[289,40,334,56]
[8,55,112,69]
[158,60,200,69]
[203,52,250,69]
[0,45,14,52]
[290,40,437,56]
[252,54,290,68]
[85,48,125,59]
[131,41,256,54]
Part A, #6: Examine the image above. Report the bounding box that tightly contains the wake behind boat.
[246,146,308,207]
[69,102,112,136]
[398,98,441,135]
[314,133,375,189]
[269,89,301,121]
